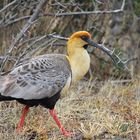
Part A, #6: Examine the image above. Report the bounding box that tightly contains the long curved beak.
[82,37,116,63]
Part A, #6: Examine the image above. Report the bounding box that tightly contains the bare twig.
[18,36,41,47]
[43,9,123,17]
[43,0,125,17]
[95,0,104,4]
[14,33,68,67]
[0,0,17,13]
[110,79,134,84]
[48,33,68,40]
[54,0,67,9]
[13,35,49,67]
[0,0,48,73]
[0,0,126,28]
[96,43,137,71]
[124,57,138,64]
[30,39,56,56]
[1,16,30,27]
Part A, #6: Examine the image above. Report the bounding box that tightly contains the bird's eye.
[83,44,88,49]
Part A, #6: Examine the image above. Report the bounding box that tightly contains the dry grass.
[0,78,140,140]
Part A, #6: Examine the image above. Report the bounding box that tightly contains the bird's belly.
[17,92,61,109]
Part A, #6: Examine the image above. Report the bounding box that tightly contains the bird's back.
[0,54,72,100]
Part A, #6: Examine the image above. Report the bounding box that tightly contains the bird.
[0,31,114,136]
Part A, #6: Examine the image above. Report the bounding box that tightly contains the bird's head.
[67,31,114,62]
[67,31,91,54]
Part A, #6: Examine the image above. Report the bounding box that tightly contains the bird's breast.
[68,49,90,82]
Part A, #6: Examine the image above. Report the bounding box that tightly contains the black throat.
[83,44,88,49]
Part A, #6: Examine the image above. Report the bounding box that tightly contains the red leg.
[16,105,30,132]
[49,109,74,136]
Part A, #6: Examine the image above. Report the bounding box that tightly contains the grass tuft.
[0,79,140,139]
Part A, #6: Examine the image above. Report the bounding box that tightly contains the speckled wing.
[0,54,71,99]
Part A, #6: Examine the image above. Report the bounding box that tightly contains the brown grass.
[0,79,140,140]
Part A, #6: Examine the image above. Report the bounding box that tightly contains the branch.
[13,35,48,67]
[0,0,48,73]
[96,44,136,71]
[0,0,17,13]
[0,0,126,28]
[12,33,66,67]
[47,33,135,72]
[43,0,125,17]
[48,33,68,40]
[1,16,30,27]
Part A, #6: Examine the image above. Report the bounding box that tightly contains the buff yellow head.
[69,31,91,40]
[67,31,91,56]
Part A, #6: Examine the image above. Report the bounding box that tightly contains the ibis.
[0,31,114,136]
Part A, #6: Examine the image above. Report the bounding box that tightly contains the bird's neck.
[67,48,90,82]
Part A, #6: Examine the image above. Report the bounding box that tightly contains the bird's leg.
[49,109,74,136]
[16,105,30,132]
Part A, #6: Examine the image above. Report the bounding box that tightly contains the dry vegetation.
[0,79,140,140]
[0,0,140,139]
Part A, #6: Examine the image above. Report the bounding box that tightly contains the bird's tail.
[0,94,14,101]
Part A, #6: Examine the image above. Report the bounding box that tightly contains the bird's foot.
[16,126,21,132]
[16,129,20,133]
